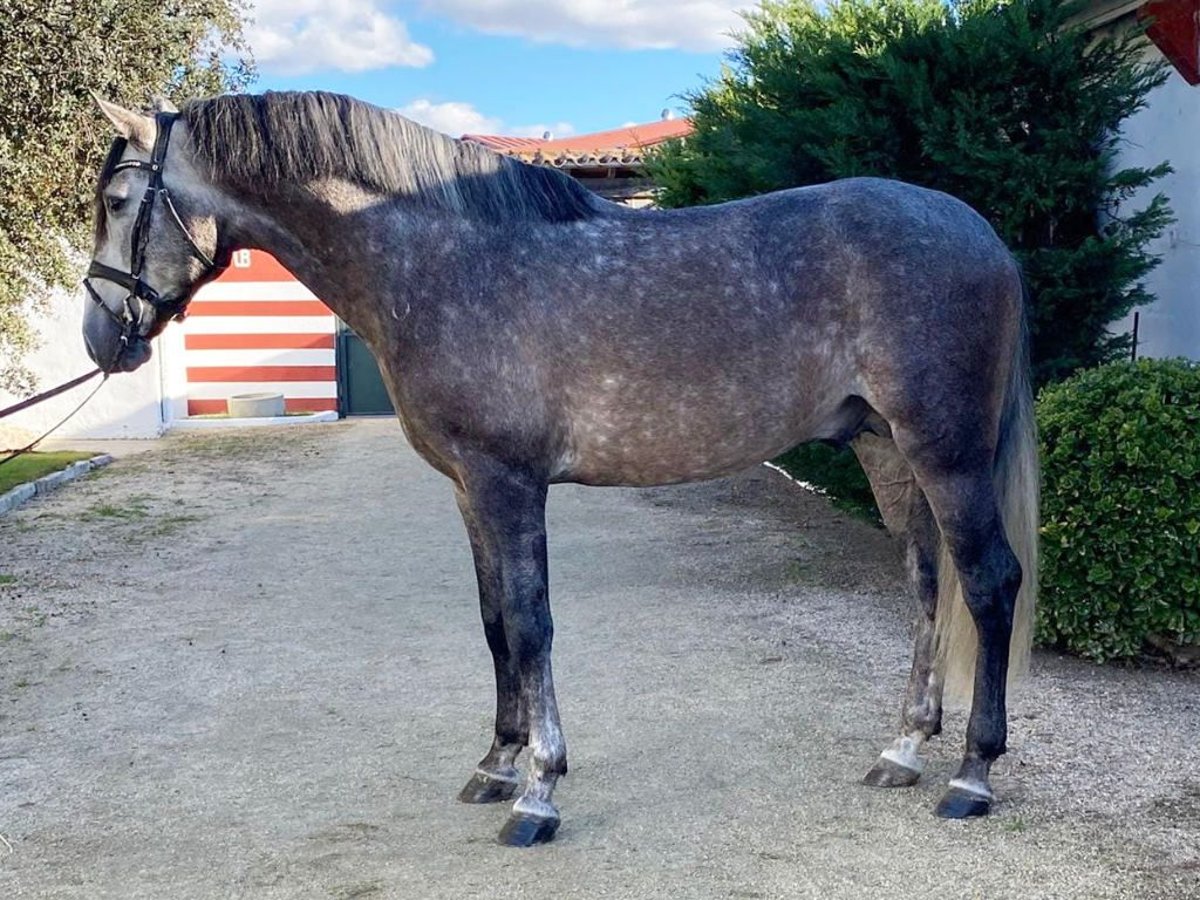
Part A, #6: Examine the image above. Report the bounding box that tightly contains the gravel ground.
[0,418,1196,899]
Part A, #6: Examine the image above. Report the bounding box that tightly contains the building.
[0,115,694,442]
[169,249,340,419]
[463,114,694,207]
[1084,0,1200,360]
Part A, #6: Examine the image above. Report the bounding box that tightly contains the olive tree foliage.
[0,0,253,392]
[652,0,1173,386]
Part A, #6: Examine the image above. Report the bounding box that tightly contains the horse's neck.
[224,183,407,339]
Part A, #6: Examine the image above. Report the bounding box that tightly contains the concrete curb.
[0,454,114,518]
[169,410,339,430]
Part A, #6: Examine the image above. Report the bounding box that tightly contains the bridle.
[0,114,222,464]
[84,112,225,354]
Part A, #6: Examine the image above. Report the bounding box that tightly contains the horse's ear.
[150,95,178,114]
[90,92,155,150]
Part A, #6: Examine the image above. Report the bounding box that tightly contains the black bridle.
[84,112,224,349]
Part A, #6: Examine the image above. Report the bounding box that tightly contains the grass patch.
[81,495,152,522]
[0,574,16,586]
[142,513,202,538]
[78,494,204,540]
[0,451,92,495]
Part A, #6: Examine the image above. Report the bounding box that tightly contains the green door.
[336,321,395,416]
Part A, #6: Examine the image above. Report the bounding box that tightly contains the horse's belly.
[557,392,833,487]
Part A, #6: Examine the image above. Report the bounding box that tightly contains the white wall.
[1116,64,1200,361]
[0,286,168,443]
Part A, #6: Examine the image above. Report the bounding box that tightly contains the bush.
[1037,359,1200,660]
[773,443,880,523]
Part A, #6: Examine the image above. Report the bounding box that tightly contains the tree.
[0,0,254,392]
[652,0,1173,386]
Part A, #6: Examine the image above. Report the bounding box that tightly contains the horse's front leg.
[456,487,527,805]
[457,461,566,846]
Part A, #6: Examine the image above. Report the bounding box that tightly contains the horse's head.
[84,96,230,373]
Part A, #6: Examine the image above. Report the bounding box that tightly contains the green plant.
[80,497,151,521]
[1037,359,1200,660]
[0,450,93,494]
[773,443,880,522]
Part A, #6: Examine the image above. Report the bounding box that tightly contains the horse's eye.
[105,195,127,214]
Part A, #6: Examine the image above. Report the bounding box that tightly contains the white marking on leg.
[511,672,565,819]
[474,767,520,784]
[512,795,559,820]
[880,734,926,773]
[948,777,995,800]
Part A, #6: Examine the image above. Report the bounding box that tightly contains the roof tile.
[464,118,693,165]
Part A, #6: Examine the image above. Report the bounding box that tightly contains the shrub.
[772,443,880,523]
[1037,359,1200,660]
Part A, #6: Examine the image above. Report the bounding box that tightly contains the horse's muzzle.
[113,336,153,373]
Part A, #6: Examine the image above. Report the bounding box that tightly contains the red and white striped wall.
[178,250,338,416]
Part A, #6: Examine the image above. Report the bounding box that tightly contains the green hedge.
[772,443,880,523]
[1037,358,1200,660]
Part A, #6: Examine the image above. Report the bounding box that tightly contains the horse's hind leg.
[456,487,526,805]
[864,490,943,787]
[906,463,1021,817]
[853,435,943,787]
[457,459,566,846]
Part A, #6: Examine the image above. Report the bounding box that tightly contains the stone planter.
[226,392,286,418]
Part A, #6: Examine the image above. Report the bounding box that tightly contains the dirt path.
[1,419,1196,899]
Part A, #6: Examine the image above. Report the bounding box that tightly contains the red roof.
[463,135,546,153]
[464,117,693,163]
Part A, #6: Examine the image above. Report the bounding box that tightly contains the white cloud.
[247,0,434,75]
[397,100,501,135]
[397,99,575,140]
[422,0,750,51]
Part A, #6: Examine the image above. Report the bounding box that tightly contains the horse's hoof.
[497,813,559,847]
[458,771,519,804]
[863,756,922,788]
[934,786,992,819]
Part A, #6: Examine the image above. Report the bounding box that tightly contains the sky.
[243,1,754,139]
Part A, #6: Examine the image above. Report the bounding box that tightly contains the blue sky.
[246,1,752,138]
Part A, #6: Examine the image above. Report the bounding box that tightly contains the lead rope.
[0,368,108,470]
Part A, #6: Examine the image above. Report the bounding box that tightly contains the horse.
[83,90,1038,847]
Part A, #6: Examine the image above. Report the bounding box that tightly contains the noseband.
[84,112,224,346]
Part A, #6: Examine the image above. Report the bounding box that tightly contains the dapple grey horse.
[83,91,1037,846]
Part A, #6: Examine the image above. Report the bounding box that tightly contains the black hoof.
[458,772,519,804]
[934,787,992,819]
[863,757,922,788]
[497,814,559,847]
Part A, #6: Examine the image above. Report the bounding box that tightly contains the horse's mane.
[180,91,604,224]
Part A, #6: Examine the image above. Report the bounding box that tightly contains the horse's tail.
[935,275,1040,702]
